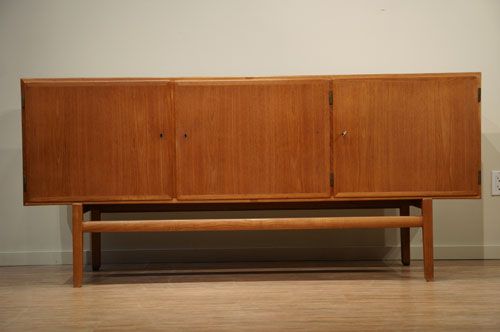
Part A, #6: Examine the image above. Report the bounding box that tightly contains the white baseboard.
[1,245,499,266]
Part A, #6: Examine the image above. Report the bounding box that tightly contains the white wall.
[1,0,499,265]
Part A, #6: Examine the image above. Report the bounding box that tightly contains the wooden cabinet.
[175,79,331,200]
[22,74,480,204]
[22,80,175,203]
[332,75,481,198]
[20,73,481,285]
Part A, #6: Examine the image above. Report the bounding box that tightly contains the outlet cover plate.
[492,171,500,196]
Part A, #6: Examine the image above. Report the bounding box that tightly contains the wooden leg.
[91,210,101,271]
[400,205,411,266]
[422,198,434,281]
[72,204,83,288]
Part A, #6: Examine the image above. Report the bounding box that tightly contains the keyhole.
[159,132,164,139]
[184,133,188,139]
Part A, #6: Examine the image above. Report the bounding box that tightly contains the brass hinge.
[329,90,333,107]
[478,170,482,185]
[478,88,481,103]
[23,175,27,192]
[330,172,334,187]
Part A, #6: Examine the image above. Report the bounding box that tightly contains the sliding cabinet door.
[332,74,481,198]
[22,80,174,203]
[175,79,331,200]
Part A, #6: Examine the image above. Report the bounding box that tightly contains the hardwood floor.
[1,260,499,331]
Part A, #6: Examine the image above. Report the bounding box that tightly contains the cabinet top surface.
[20,72,481,85]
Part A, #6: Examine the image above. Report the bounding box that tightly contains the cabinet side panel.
[23,81,174,203]
[175,80,331,200]
[332,75,481,198]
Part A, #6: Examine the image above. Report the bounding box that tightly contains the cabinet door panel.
[175,80,331,200]
[332,75,481,198]
[22,81,174,203]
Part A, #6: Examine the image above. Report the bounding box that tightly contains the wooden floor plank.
[0,260,499,331]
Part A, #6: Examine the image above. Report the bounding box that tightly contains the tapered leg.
[422,198,434,281]
[400,205,411,266]
[91,210,101,271]
[72,204,83,288]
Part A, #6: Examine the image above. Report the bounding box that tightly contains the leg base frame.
[70,199,434,287]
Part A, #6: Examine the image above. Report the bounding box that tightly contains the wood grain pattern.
[332,75,481,198]
[21,73,481,204]
[81,216,423,232]
[22,80,174,203]
[175,79,331,200]
[2,261,500,330]
[72,203,83,288]
[333,75,480,197]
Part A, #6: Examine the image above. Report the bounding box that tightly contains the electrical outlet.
[493,171,500,196]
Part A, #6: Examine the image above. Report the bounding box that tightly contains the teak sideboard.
[20,73,481,287]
